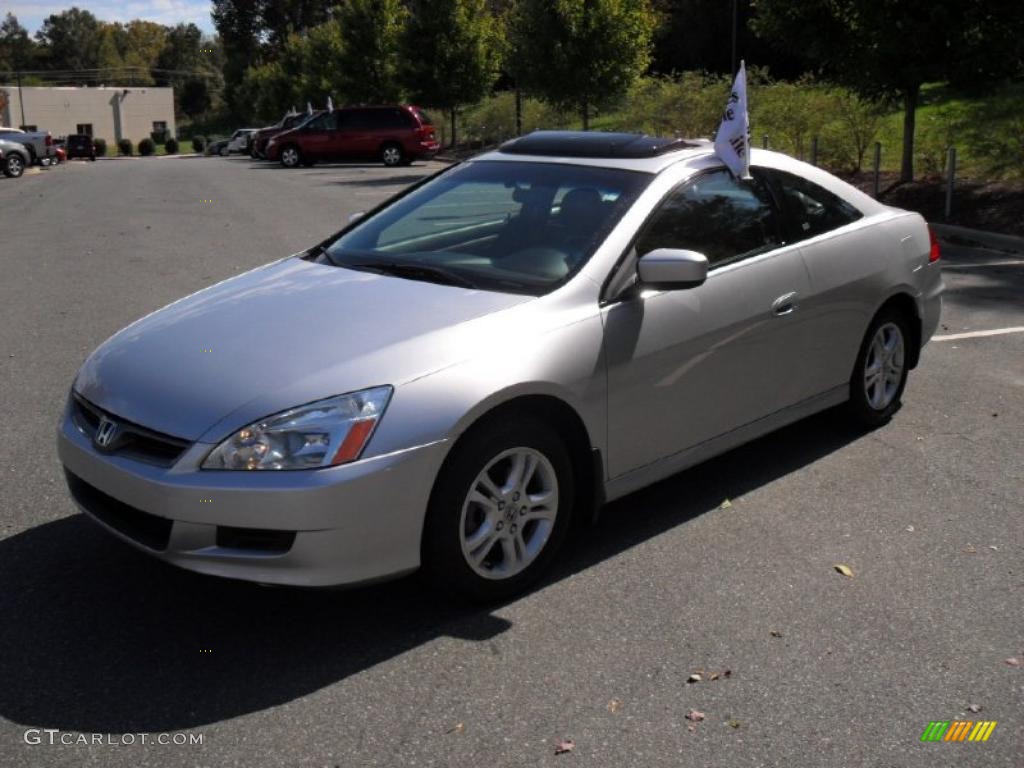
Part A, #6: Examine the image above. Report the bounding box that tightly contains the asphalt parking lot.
[0,156,1021,768]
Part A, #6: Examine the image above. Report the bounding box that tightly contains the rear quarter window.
[766,169,863,240]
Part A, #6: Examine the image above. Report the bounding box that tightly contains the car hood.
[74,258,532,442]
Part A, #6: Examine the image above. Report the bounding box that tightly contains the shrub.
[93,138,107,157]
[164,137,179,154]
[138,138,156,156]
[117,138,133,156]
[192,135,206,153]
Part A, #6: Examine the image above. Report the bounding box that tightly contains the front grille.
[216,526,296,554]
[65,469,173,551]
[71,394,191,467]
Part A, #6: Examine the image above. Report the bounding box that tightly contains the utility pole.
[16,68,26,128]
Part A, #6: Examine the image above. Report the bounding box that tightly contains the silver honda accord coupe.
[58,131,943,600]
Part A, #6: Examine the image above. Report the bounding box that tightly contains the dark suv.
[65,134,97,161]
[266,105,439,168]
[251,112,318,159]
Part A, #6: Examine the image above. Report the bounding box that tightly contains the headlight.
[202,387,392,470]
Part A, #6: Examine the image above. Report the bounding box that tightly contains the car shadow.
[324,174,430,188]
[0,407,862,733]
[248,162,432,171]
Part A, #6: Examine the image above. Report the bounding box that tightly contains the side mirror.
[637,248,708,290]
[347,211,365,224]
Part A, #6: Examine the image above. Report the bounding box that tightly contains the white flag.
[714,60,751,180]
[326,95,334,111]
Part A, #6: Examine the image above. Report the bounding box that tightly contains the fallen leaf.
[728,719,741,729]
[905,525,915,532]
[687,724,696,733]
[989,545,998,551]
[687,673,703,683]
[967,704,982,713]
[709,673,720,681]
[446,723,465,734]
[834,564,854,577]
[607,699,622,713]
[554,739,575,755]
[724,669,732,678]
[720,499,732,510]
[1005,657,1021,667]
[685,710,705,722]
[962,544,977,554]
[769,630,783,638]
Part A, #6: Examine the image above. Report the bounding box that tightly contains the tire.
[90,155,96,162]
[3,153,25,178]
[219,146,230,157]
[380,142,404,167]
[845,308,912,428]
[422,415,575,602]
[280,145,301,168]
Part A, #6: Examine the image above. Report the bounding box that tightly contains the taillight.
[45,133,53,146]
[928,227,941,262]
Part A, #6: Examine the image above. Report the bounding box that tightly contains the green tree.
[0,13,37,73]
[36,7,102,71]
[212,0,265,119]
[400,0,502,147]
[180,77,212,117]
[512,0,657,130]
[753,0,1024,181]
[335,0,406,104]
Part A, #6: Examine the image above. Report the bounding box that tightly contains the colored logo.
[920,721,997,742]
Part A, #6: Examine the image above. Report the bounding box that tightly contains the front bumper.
[57,398,448,587]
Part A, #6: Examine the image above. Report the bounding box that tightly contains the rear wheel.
[846,309,911,427]
[422,416,574,602]
[380,142,404,167]
[280,145,301,168]
[3,153,25,178]
[219,145,230,157]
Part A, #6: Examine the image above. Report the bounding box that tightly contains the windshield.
[323,161,650,295]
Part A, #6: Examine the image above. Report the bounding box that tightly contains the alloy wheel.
[382,146,402,166]
[459,447,559,580]
[281,147,299,167]
[863,322,905,410]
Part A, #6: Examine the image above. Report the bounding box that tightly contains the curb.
[929,223,1024,256]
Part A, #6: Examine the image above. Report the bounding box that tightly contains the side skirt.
[603,385,849,503]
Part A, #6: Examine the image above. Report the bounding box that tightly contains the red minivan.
[266,105,439,168]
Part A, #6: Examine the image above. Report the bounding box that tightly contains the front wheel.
[846,309,911,427]
[3,153,25,178]
[279,145,301,168]
[422,416,574,602]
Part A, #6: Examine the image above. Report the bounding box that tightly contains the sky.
[6,1,215,35]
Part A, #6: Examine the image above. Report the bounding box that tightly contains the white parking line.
[933,327,1024,341]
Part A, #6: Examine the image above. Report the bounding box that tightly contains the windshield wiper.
[348,262,478,289]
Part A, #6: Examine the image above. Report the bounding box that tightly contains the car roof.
[472,131,884,214]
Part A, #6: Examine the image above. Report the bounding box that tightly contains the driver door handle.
[772,292,800,316]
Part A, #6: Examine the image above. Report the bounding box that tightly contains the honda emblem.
[94,417,118,450]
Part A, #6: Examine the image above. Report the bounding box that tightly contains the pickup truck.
[0,136,31,177]
[0,127,56,166]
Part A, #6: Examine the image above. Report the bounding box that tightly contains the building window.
[76,123,93,137]
[152,121,167,133]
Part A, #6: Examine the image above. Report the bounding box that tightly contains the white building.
[0,85,176,143]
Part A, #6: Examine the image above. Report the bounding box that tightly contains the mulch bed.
[842,171,1024,238]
